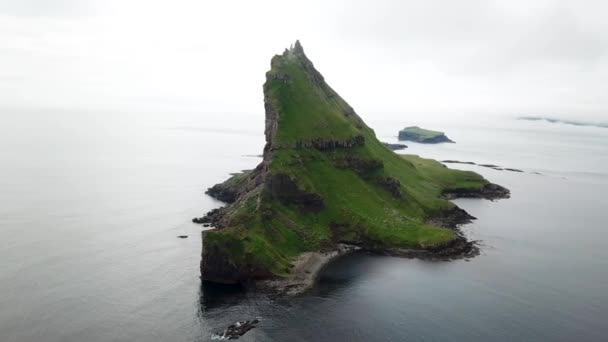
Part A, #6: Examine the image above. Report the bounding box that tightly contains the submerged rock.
[212,319,259,340]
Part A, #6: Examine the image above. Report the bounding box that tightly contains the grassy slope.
[269,53,360,146]
[203,47,490,278]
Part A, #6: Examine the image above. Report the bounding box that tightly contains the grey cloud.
[0,0,607,118]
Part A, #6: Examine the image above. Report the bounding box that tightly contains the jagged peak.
[292,40,304,54]
[280,40,307,60]
[264,40,366,149]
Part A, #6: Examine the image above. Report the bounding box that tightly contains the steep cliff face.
[198,41,508,285]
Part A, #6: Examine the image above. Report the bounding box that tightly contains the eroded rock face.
[201,243,273,284]
[426,206,476,229]
[206,184,239,203]
[334,155,383,175]
[292,40,325,86]
[296,135,365,150]
[267,173,324,212]
[201,168,263,205]
[193,207,226,227]
[375,176,402,198]
[263,93,279,161]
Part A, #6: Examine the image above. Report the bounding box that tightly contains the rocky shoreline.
[243,204,482,295]
[255,244,360,295]
[195,181,508,295]
[443,183,511,201]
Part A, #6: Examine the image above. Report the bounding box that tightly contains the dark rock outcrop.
[206,183,239,203]
[296,135,365,150]
[212,320,259,340]
[334,155,384,175]
[201,243,273,284]
[443,183,510,201]
[193,207,227,227]
[203,169,258,205]
[426,206,476,229]
[375,176,402,198]
[268,173,324,212]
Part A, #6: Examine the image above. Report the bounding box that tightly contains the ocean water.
[1,109,607,341]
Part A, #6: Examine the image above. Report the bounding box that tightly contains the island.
[194,41,508,294]
[518,116,608,129]
[382,142,408,151]
[398,126,454,143]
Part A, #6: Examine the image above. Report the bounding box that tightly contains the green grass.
[203,46,491,279]
[267,56,360,147]
[400,126,445,139]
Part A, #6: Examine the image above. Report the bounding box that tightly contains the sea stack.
[195,41,508,289]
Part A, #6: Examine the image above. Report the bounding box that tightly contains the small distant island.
[382,142,408,151]
[193,41,508,294]
[398,126,454,144]
[518,116,608,129]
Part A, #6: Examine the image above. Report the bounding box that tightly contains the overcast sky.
[1,0,607,119]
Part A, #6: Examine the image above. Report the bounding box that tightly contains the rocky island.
[194,41,508,293]
[398,126,454,143]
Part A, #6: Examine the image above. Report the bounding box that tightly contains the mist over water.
[1,108,607,341]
